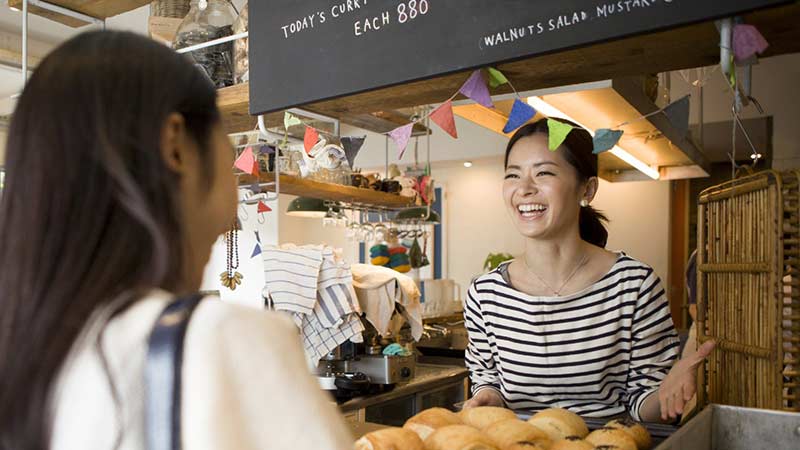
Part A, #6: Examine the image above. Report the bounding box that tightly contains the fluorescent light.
[527,96,661,180]
[463,161,473,168]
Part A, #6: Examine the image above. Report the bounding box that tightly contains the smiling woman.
[461,118,714,424]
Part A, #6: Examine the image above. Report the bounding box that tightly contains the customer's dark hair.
[0,30,219,449]
[504,118,609,248]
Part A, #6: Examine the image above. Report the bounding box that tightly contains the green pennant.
[547,118,573,151]
[284,112,303,130]
[487,67,508,89]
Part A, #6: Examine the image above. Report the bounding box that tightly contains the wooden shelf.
[215,3,800,136]
[240,173,415,209]
[9,1,151,27]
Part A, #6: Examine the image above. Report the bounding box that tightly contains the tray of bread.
[355,406,659,450]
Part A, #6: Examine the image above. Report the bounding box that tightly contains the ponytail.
[579,205,609,248]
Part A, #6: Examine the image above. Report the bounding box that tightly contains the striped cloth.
[465,254,679,420]
[263,246,323,315]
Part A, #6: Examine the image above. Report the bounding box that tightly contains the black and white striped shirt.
[464,254,679,420]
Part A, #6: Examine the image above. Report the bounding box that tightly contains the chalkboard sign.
[249,0,787,115]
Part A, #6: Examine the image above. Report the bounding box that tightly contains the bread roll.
[585,427,637,450]
[354,427,424,450]
[482,418,551,449]
[459,406,517,430]
[605,419,652,450]
[527,408,589,441]
[404,408,464,441]
[424,424,500,450]
[505,442,550,450]
[549,436,595,450]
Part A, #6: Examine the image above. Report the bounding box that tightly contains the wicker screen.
[697,169,799,411]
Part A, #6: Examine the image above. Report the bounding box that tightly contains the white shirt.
[50,290,353,449]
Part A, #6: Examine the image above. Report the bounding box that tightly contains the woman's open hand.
[462,387,504,409]
[658,340,716,421]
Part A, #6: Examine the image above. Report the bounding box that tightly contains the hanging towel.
[351,264,422,340]
[262,245,323,315]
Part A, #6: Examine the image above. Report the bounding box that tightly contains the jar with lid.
[174,0,237,88]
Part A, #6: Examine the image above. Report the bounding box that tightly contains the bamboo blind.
[697,169,800,411]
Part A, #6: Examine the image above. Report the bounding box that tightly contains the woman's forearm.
[639,391,666,423]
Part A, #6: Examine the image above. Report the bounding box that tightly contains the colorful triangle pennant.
[234,146,257,175]
[503,99,536,134]
[341,136,366,169]
[663,95,691,137]
[389,123,414,159]
[487,67,508,89]
[733,24,768,62]
[284,112,303,130]
[251,243,262,258]
[593,129,624,154]
[547,119,573,151]
[304,126,319,154]
[257,201,272,213]
[429,100,458,138]
[459,70,493,108]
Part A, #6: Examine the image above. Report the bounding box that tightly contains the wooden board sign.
[249,0,789,115]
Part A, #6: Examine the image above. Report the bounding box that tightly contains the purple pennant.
[389,123,414,159]
[459,70,494,108]
[733,24,769,62]
[503,99,537,133]
[259,144,275,155]
[251,243,262,258]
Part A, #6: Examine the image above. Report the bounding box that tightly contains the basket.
[697,169,800,412]
[150,0,191,18]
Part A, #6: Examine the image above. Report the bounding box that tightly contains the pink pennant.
[733,24,769,62]
[234,147,257,175]
[459,70,493,108]
[304,126,319,154]
[257,201,272,213]
[389,123,414,159]
[429,100,458,138]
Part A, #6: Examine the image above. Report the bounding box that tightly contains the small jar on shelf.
[174,0,237,88]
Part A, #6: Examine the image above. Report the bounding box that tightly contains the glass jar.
[232,2,249,84]
[174,0,237,88]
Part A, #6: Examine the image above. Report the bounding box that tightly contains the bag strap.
[145,294,204,450]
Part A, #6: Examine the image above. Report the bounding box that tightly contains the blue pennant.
[251,243,262,258]
[593,129,624,154]
[503,99,536,134]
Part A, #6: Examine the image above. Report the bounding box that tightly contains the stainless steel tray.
[655,405,800,450]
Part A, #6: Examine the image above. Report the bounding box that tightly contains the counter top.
[339,364,468,413]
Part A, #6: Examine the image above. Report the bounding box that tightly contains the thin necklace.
[523,253,590,296]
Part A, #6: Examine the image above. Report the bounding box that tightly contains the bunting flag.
[251,243,262,258]
[547,119,573,151]
[257,201,272,213]
[733,24,768,62]
[284,112,303,130]
[389,123,414,159]
[234,146,257,175]
[255,231,261,244]
[429,100,458,138]
[260,144,275,155]
[303,126,319,153]
[341,136,366,169]
[503,99,536,134]
[663,95,691,137]
[593,129,624,154]
[487,67,509,89]
[459,70,494,108]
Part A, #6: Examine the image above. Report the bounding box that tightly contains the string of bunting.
[237,23,767,173]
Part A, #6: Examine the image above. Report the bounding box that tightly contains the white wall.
[670,54,800,170]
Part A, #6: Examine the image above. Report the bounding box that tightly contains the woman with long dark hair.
[0,31,351,449]
[462,119,715,422]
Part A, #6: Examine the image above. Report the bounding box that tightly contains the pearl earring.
[580,200,589,207]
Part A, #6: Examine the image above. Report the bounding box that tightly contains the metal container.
[349,355,416,385]
[655,404,800,450]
